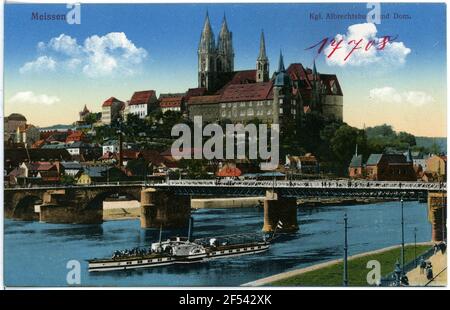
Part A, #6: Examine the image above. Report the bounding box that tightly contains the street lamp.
[343,213,348,287]
[414,227,417,268]
[400,198,405,274]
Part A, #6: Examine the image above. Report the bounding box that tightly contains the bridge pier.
[428,191,447,242]
[262,190,298,233]
[39,204,103,224]
[140,188,191,229]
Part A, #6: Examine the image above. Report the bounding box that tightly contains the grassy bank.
[269,245,431,286]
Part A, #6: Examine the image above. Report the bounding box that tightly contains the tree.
[84,113,99,125]
[330,124,367,174]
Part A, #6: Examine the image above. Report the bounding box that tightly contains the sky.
[3,3,447,137]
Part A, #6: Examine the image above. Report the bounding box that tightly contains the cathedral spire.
[258,30,267,61]
[256,30,269,82]
[313,60,318,79]
[220,13,229,34]
[278,50,285,72]
[199,11,214,51]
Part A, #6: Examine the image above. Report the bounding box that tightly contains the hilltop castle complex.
[99,13,343,127]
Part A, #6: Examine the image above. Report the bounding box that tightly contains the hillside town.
[3,14,446,187]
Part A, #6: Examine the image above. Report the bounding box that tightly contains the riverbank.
[243,242,434,287]
[102,196,398,221]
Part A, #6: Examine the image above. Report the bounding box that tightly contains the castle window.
[247,108,254,116]
[267,110,272,115]
[279,98,283,104]
[221,103,226,108]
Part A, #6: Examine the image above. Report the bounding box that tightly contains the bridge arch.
[13,194,42,221]
[86,190,141,211]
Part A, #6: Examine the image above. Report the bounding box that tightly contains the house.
[365,153,416,181]
[411,151,429,171]
[66,130,86,143]
[126,90,158,119]
[60,161,83,178]
[426,155,447,181]
[101,97,124,125]
[348,154,364,178]
[102,140,119,156]
[79,165,126,183]
[65,142,91,157]
[18,161,60,184]
[4,148,72,174]
[159,95,184,113]
[285,154,319,174]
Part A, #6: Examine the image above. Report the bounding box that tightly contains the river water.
[4,201,431,287]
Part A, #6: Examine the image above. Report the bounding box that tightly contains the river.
[4,200,431,286]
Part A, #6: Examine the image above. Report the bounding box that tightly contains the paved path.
[242,242,433,286]
[407,251,447,286]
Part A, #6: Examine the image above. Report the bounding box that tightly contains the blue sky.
[3,3,447,136]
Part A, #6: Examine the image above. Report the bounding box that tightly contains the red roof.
[215,70,257,95]
[229,70,256,84]
[129,90,156,106]
[188,95,220,105]
[102,97,124,107]
[219,81,273,103]
[287,63,312,89]
[216,166,242,177]
[160,96,183,108]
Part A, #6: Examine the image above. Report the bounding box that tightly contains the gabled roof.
[220,81,273,103]
[349,154,363,167]
[366,154,383,166]
[160,96,183,108]
[102,97,124,107]
[129,90,156,105]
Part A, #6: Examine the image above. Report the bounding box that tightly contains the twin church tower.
[198,12,269,91]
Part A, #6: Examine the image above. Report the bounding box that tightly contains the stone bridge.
[3,180,447,239]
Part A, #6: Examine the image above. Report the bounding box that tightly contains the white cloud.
[325,23,411,67]
[48,34,82,56]
[19,56,56,74]
[9,91,61,106]
[20,32,148,78]
[369,87,434,106]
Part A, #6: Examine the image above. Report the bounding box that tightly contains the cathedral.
[188,13,344,125]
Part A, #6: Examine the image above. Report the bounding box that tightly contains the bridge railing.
[163,180,445,191]
[4,179,446,191]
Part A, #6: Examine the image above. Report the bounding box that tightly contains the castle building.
[101,97,124,125]
[187,13,343,125]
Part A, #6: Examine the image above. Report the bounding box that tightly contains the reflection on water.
[4,201,431,286]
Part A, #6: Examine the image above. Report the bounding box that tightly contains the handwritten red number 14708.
[306,35,398,62]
